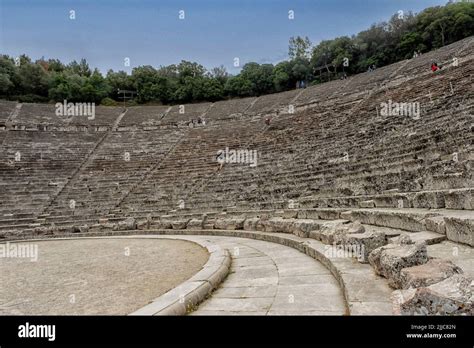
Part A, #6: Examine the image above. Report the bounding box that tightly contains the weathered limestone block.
[282,210,298,219]
[78,224,89,233]
[342,231,386,263]
[335,221,365,239]
[243,217,259,230]
[262,217,294,233]
[392,274,473,315]
[444,216,473,247]
[33,225,54,235]
[298,209,320,220]
[100,222,115,230]
[339,211,353,221]
[203,219,215,230]
[425,216,446,235]
[369,242,428,289]
[89,223,101,232]
[171,219,189,230]
[158,216,173,229]
[200,214,214,229]
[445,189,473,210]
[214,218,245,230]
[114,217,137,231]
[412,191,445,209]
[347,210,427,232]
[259,217,280,232]
[391,233,414,245]
[255,215,270,231]
[187,218,203,230]
[136,216,152,230]
[400,259,463,289]
[301,209,341,220]
[98,218,109,224]
[318,221,363,244]
[359,200,375,208]
[290,219,321,238]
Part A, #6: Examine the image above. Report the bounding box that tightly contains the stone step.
[389,231,446,245]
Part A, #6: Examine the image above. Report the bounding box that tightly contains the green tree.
[239,62,275,96]
[289,36,312,59]
[66,58,92,77]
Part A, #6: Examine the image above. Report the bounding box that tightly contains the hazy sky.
[0,0,447,74]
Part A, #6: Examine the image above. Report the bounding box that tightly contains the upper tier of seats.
[0,36,472,242]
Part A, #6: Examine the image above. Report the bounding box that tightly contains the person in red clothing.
[431,62,440,72]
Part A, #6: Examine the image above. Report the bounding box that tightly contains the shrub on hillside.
[100,97,118,106]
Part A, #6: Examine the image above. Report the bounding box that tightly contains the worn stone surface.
[316,221,363,245]
[445,189,474,210]
[344,209,427,232]
[136,217,152,230]
[369,242,428,288]
[214,218,245,230]
[187,219,203,230]
[425,216,446,235]
[190,235,345,315]
[359,200,376,208]
[114,217,136,231]
[202,216,215,230]
[392,274,473,315]
[158,217,173,229]
[78,224,89,233]
[290,219,321,238]
[342,231,386,263]
[444,216,473,247]
[427,241,474,279]
[400,259,463,289]
[171,219,189,230]
[243,217,259,231]
[263,217,294,233]
[391,233,414,245]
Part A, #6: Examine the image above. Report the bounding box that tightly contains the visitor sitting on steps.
[431,62,441,72]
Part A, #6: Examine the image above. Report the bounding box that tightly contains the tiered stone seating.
[295,79,347,106]
[176,57,472,217]
[43,129,184,227]
[0,131,102,230]
[12,103,123,130]
[204,97,256,120]
[120,118,265,215]
[397,36,473,79]
[68,106,124,129]
[246,89,301,116]
[119,105,169,128]
[13,103,69,129]
[0,100,18,125]
[161,102,212,125]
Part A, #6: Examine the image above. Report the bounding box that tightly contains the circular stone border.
[129,236,231,315]
[2,236,231,316]
[7,229,393,315]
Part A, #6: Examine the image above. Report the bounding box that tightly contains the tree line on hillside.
[0,1,472,105]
